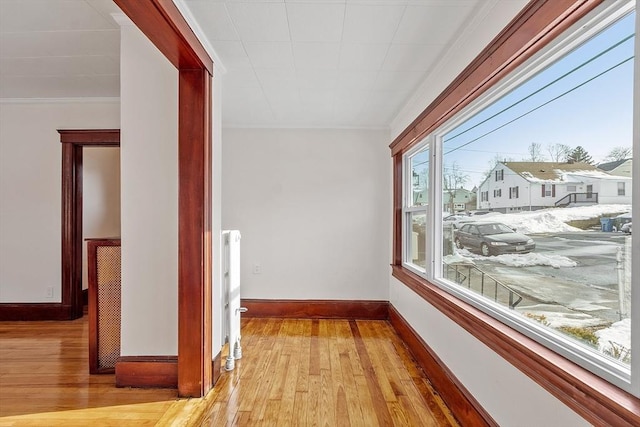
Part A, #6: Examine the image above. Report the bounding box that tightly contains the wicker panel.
[96,246,121,370]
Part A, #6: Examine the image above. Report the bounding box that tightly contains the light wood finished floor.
[0,317,179,426]
[0,317,459,426]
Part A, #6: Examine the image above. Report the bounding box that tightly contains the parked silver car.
[454,222,535,256]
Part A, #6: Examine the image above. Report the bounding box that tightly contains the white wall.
[119,19,178,356]
[82,147,121,290]
[222,128,390,301]
[0,100,119,303]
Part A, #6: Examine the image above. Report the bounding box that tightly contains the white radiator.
[222,230,246,371]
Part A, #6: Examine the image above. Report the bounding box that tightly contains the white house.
[598,158,633,177]
[477,161,632,212]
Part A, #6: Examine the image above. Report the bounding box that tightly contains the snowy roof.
[502,161,601,182]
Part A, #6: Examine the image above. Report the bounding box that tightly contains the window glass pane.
[408,212,426,268]
[411,148,429,207]
[406,147,429,269]
[441,11,634,366]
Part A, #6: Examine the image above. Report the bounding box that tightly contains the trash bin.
[600,217,613,232]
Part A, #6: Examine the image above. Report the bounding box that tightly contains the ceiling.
[0,0,525,129]
[0,0,121,98]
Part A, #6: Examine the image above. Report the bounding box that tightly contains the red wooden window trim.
[390,0,602,157]
[390,0,640,425]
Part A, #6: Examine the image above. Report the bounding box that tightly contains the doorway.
[59,129,120,319]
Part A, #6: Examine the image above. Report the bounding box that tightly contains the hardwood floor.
[192,318,459,426]
[0,317,178,426]
[0,316,459,426]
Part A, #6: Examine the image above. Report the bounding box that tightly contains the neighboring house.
[598,158,633,177]
[477,161,632,212]
[443,188,476,213]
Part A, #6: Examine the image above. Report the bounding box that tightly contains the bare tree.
[443,161,469,213]
[603,146,632,162]
[525,142,546,162]
[546,143,571,162]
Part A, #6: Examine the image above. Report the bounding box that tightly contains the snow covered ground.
[596,318,631,358]
[447,249,578,268]
[446,205,632,361]
[478,204,631,234]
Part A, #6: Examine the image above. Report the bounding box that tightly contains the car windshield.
[477,223,514,235]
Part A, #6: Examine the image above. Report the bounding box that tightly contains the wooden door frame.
[59,129,121,320]
[114,0,214,397]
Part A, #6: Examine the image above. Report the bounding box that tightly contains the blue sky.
[440,10,636,188]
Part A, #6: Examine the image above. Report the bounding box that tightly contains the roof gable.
[597,159,630,171]
[502,161,600,182]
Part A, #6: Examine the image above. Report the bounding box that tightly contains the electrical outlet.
[252,264,262,274]
[46,286,54,298]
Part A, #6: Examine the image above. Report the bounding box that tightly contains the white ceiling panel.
[286,3,344,42]
[244,41,294,68]
[296,68,337,90]
[0,0,116,33]
[0,55,118,76]
[0,30,119,58]
[393,4,474,44]
[226,2,290,42]
[181,1,239,41]
[381,43,442,71]
[342,4,405,43]
[0,0,530,129]
[222,85,274,124]
[221,66,261,88]
[211,41,252,69]
[292,42,340,70]
[375,70,425,92]
[337,43,388,71]
[254,67,297,91]
[335,70,378,91]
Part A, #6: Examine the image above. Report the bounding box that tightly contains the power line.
[444,33,634,145]
[444,55,633,156]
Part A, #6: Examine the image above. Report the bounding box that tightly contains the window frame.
[403,143,432,274]
[390,1,640,424]
[619,181,627,196]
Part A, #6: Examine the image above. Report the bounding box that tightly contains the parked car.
[621,222,632,234]
[454,222,535,256]
[443,214,468,229]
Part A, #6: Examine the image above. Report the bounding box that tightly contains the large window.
[405,147,429,268]
[401,1,637,396]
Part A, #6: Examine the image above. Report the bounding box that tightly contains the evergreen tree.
[566,146,593,164]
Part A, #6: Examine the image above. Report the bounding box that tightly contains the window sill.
[391,265,640,426]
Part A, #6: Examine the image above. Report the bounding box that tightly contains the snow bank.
[491,253,577,268]
[491,204,631,234]
[452,249,576,268]
[595,318,631,356]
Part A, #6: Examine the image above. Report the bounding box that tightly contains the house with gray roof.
[597,159,632,177]
[477,161,632,212]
